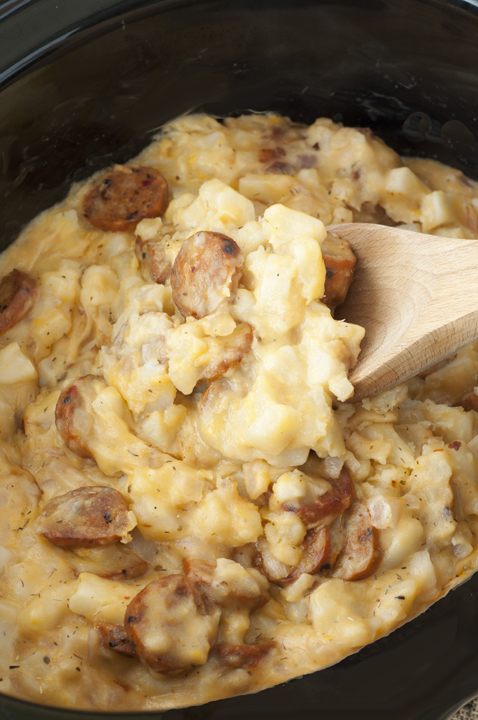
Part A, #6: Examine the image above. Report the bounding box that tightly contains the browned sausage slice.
[95,622,138,658]
[283,527,330,585]
[321,232,356,311]
[0,269,37,335]
[266,161,294,175]
[201,323,253,381]
[258,147,286,164]
[283,467,354,530]
[456,392,478,412]
[283,515,346,584]
[83,166,168,233]
[330,500,380,581]
[55,375,104,458]
[67,544,148,581]
[214,642,274,669]
[184,557,268,610]
[124,575,221,673]
[171,231,244,318]
[198,377,229,420]
[182,557,215,581]
[37,486,135,548]
[135,236,171,284]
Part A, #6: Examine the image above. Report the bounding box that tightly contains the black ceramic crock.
[1,1,478,718]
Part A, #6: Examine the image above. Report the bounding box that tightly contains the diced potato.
[189,480,263,546]
[421,190,453,232]
[128,462,206,540]
[0,343,37,384]
[32,308,71,348]
[309,580,371,647]
[264,511,306,565]
[68,573,145,625]
[18,582,73,632]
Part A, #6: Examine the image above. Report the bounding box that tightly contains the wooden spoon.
[327,223,478,401]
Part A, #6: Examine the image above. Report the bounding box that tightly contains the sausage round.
[55,375,104,458]
[321,232,356,311]
[282,467,354,530]
[0,269,37,335]
[457,392,478,412]
[184,557,268,611]
[83,166,168,233]
[201,323,253,381]
[96,622,138,658]
[283,515,346,584]
[214,642,274,669]
[331,500,380,581]
[135,236,171,284]
[124,575,221,673]
[37,486,135,548]
[171,231,244,318]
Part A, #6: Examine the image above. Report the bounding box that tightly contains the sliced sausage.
[83,166,168,233]
[283,527,330,585]
[330,500,380,581]
[55,374,104,458]
[251,539,291,584]
[355,127,375,140]
[284,515,345,584]
[184,557,268,611]
[67,544,148,581]
[0,269,37,335]
[320,515,346,571]
[321,232,356,311]
[96,622,138,658]
[171,231,244,318]
[135,236,171,284]
[198,377,229,419]
[455,392,478,412]
[183,557,215,582]
[201,323,253,381]
[124,575,221,673]
[255,514,346,586]
[266,161,294,175]
[214,642,274,669]
[37,486,135,548]
[282,467,354,530]
[258,147,286,164]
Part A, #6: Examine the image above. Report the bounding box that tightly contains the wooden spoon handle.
[328,223,478,400]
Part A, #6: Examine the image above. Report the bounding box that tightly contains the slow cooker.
[1,1,478,718]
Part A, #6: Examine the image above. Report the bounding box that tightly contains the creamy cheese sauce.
[0,113,478,711]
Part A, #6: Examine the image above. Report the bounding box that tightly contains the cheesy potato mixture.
[1,113,478,711]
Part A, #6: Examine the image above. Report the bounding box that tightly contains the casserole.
[1,1,478,718]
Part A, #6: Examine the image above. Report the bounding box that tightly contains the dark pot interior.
[1,1,478,718]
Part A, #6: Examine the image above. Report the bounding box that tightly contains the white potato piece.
[0,342,37,384]
[69,573,146,625]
